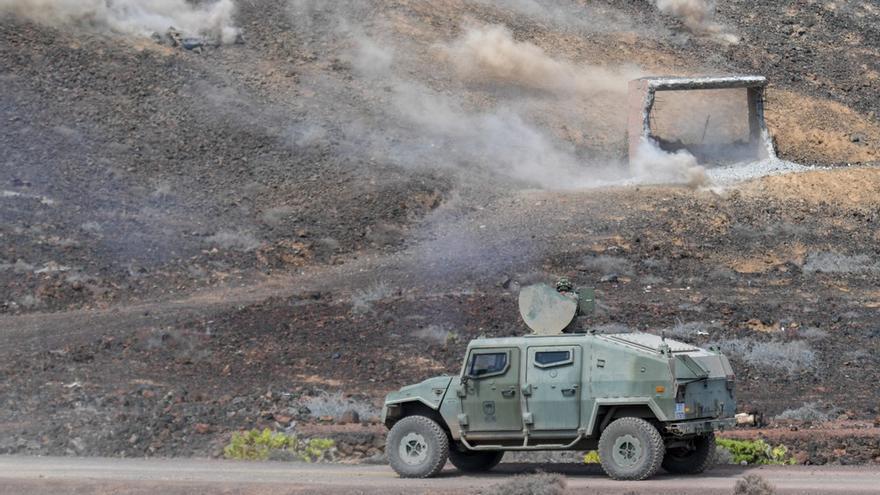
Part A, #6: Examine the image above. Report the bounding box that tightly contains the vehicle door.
[459,348,522,432]
[523,346,582,431]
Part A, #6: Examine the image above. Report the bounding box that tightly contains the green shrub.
[716,438,795,465]
[223,428,335,462]
[301,438,336,462]
[224,428,296,460]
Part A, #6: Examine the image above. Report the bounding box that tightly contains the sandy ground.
[0,456,878,495]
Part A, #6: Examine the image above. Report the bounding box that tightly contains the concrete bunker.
[627,76,776,166]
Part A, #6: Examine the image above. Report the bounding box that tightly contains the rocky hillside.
[1,0,878,464]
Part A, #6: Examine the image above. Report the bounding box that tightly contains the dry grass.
[413,324,456,344]
[206,230,261,252]
[351,281,394,315]
[802,252,878,274]
[300,392,379,422]
[482,473,566,495]
[715,339,815,375]
[578,255,633,275]
[664,320,712,342]
[797,327,828,340]
[765,89,880,165]
[734,474,777,495]
[776,402,840,422]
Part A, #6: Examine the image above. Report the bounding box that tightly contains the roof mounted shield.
[518,283,578,335]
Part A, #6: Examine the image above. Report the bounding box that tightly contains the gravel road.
[0,456,878,494]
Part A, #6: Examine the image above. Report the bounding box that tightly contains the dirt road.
[0,456,877,495]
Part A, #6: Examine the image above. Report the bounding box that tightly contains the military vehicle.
[382,282,736,480]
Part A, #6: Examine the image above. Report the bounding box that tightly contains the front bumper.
[664,417,735,436]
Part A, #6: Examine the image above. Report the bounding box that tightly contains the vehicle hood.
[383,376,453,409]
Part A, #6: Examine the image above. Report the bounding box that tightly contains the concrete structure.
[627,76,776,165]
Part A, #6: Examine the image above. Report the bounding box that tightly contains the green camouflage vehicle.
[382,282,736,480]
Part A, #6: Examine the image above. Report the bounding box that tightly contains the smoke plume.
[349,24,645,189]
[446,24,641,96]
[631,139,708,188]
[654,0,739,44]
[283,2,713,190]
[387,80,601,189]
[0,0,239,43]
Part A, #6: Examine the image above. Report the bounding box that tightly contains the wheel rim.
[612,434,643,468]
[399,432,429,466]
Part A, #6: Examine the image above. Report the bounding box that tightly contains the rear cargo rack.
[601,333,700,354]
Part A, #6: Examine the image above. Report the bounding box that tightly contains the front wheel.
[598,417,665,481]
[449,449,504,472]
[386,416,449,478]
[662,433,716,474]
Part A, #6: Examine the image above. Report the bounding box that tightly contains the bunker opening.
[627,76,776,167]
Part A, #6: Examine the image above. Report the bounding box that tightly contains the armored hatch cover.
[603,333,699,353]
[518,283,578,335]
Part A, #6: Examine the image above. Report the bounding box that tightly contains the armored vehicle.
[382,283,736,480]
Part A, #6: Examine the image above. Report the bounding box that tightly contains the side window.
[534,350,572,368]
[468,352,508,378]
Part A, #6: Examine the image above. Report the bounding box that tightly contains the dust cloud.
[631,138,708,188]
[653,0,739,44]
[0,0,240,43]
[446,24,641,97]
[475,0,649,36]
[357,24,642,189]
[283,2,713,190]
[388,80,603,189]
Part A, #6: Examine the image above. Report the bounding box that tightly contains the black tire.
[448,449,504,472]
[386,416,449,478]
[598,417,665,481]
[662,433,716,475]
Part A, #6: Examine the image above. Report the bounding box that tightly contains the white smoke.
[388,81,601,189]
[473,0,650,36]
[631,138,708,188]
[284,2,709,190]
[445,24,642,97]
[345,24,647,189]
[342,24,714,190]
[654,0,739,44]
[0,0,240,43]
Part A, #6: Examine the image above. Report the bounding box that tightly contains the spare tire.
[662,433,716,474]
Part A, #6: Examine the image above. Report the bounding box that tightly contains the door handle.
[501,388,516,398]
[561,388,577,397]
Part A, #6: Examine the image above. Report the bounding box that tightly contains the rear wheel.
[662,433,716,474]
[598,417,665,481]
[448,449,504,472]
[386,415,449,478]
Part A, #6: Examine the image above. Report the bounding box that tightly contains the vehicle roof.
[468,333,590,347]
[468,332,707,355]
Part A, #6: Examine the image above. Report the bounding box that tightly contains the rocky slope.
[1,0,878,464]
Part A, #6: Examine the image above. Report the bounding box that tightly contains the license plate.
[675,402,686,420]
